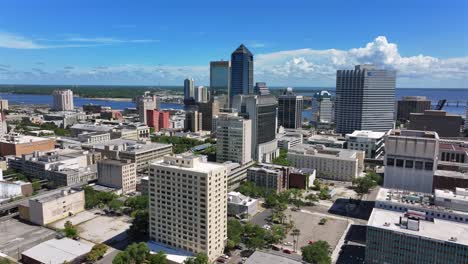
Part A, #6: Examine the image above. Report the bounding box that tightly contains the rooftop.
[368,208,468,246]
[228,191,257,206]
[0,134,52,144]
[245,251,303,264]
[346,130,386,139]
[289,144,361,160]
[21,238,94,264]
[88,139,171,154]
[388,129,439,139]
[147,241,193,264]
[32,188,82,203]
[152,154,226,173]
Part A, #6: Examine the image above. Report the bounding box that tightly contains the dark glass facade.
[229,44,253,105]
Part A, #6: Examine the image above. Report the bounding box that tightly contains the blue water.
[0,93,183,110]
[0,89,466,121]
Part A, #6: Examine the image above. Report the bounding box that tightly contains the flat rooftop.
[21,238,94,264]
[88,139,171,154]
[147,241,193,264]
[346,130,386,139]
[245,251,302,264]
[368,208,468,246]
[152,154,225,173]
[289,144,361,160]
[32,188,82,203]
[0,135,52,144]
[388,129,439,139]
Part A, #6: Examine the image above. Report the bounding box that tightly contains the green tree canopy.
[183,252,209,264]
[301,240,331,264]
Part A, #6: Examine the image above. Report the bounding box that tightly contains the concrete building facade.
[383,129,439,193]
[345,130,386,159]
[215,115,252,165]
[247,164,289,193]
[149,155,227,262]
[52,89,74,111]
[97,159,137,194]
[397,96,432,122]
[409,110,463,138]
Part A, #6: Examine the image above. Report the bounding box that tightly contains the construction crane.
[435,99,447,110]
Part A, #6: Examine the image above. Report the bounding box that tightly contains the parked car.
[283,249,292,254]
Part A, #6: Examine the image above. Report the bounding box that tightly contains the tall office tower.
[210,61,230,97]
[198,99,220,131]
[384,129,439,193]
[335,65,396,134]
[311,90,334,124]
[52,89,74,111]
[185,111,203,132]
[149,154,227,262]
[215,115,252,165]
[184,78,195,100]
[137,91,160,124]
[397,96,432,122]
[196,86,209,103]
[278,87,303,129]
[232,85,279,162]
[229,44,253,105]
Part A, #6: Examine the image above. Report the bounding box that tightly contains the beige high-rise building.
[137,91,160,124]
[97,159,137,194]
[149,154,227,261]
[52,89,74,111]
[215,115,252,165]
[185,111,203,132]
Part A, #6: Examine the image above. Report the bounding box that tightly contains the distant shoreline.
[79,97,133,102]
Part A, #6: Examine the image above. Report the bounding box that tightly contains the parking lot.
[50,209,132,244]
[0,218,56,259]
[283,208,348,252]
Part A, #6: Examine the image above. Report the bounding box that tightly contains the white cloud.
[0,36,466,87]
[0,32,160,49]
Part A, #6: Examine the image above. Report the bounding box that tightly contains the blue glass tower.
[229,44,253,106]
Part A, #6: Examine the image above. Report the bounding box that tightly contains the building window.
[424,162,433,171]
[405,160,413,169]
[415,161,423,170]
[396,159,404,167]
[387,158,394,166]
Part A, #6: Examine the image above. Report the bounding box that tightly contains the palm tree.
[291,228,301,252]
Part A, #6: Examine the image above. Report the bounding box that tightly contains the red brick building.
[146,110,170,131]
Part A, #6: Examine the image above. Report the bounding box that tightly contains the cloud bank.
[0,36,467,87]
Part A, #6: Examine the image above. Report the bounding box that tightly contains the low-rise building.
[288,144,365,181]
[277,131,303,150]
[97,159,137,194]
[43,111,85,128]
[345,130,385,159]
[409,110,464,138]
[288,168,316,190]
[367,188,468,264]
[224,161,256,191]
[307,134,345,148]
[20,188,85,225]
[245,251,302,264]
[85,139,172,170]
[227,191,258,217]
[77,131,111,144]
[247,164,290,193]
[21,238,94,264]
[0,134,55,156]
[0,180,33,202]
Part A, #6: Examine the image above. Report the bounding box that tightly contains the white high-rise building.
[149,154,227,262]
[383,129,439,193]
[196,86,208,103]
[215,115,252,165]
[52,89,74,111]
[311,90,334,124]
[335,65,396,134]
[136,91,160,124]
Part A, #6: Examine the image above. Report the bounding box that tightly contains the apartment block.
[149,154,227,261]
[98,159,137,194]
[215,115,252,165]
[247,164,289,193]
[345,130,385,159]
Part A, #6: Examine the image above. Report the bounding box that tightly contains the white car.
[283,242,292,246]
[263,224,271,230]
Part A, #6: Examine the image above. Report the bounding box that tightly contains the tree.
[353,175,377,195]
[306,193,319,205]
[108,199,124,212]
[86,244,108,263]
[301,241,331,264]
[265,225,286,244]
[0,257,12,264]
[32,180,41,192]
[113,251,131,264]
[64,221,78,238]
[245,235,266,251]
[291,228,301,252]
[127,242,150,264]
[183,252,209,264]
[128,210,149,240]
[148,251,167,264]
[272,149,291,166]
[227,219,243,248]
[125,195,149,212]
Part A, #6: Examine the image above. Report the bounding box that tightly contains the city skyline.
[0,0,466,88]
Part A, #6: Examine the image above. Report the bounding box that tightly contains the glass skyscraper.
[335,65,396,134]
[229,44,253,105]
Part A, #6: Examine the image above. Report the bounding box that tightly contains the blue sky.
[0,0,467,87]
